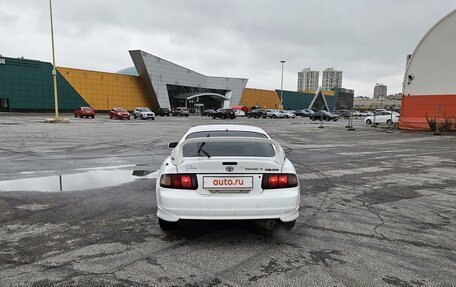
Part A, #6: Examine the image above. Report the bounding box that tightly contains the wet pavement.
[0,114,455,286]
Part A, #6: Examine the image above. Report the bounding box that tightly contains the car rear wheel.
[212,115,216,119]
[221,115,226,119]
[366,119,372,125]
[158,218,177,231]
[91,115,95,119]
[386,119,393,125]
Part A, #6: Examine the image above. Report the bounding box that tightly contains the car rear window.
[183,141,275,157]
[186,131,268,139]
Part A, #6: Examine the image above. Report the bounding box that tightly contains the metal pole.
[280,60,286,109]
[49,0,59,119]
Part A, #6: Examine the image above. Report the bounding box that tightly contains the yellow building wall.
[302,90,335,96]
[57,67,151,111]
[240,88,281,109]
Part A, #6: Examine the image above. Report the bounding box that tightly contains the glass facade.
[166,84,227,111]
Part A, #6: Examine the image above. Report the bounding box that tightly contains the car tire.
[221,115,226,119]
[366,119,372,125]
[91,115,95,119]
[185,115,189,117]
[80,115,83,118]
[386,119,393,125]
[74,114,77,118]
[158,218,177,231]
[212,115,216,119]
[152,117,155,120]
[281,220,296,230]
[326,117,330,121]
[272,115,277,118]
[134,115,137,119]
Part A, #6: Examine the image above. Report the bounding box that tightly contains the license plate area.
[203,176,253,191]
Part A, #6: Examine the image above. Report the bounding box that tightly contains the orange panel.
[240,88,280,109]
[57,67,151,111]
[398,94,456,130]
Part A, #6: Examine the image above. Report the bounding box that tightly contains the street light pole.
[49,0,59,120]
[280,60,286,109]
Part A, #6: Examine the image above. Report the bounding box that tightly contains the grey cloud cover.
[1,0,454,97]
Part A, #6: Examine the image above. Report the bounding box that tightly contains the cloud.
[1,0,454,97]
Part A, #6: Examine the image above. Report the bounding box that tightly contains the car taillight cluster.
[160,174,198,190]
[262,174,298,189]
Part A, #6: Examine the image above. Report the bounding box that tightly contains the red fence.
[399,94,456,131]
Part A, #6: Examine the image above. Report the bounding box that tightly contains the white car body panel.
[365,111,399,125]
[234,110,245,117]
[156,125,300,223]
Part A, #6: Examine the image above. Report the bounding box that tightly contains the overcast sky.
[1,1,454,97]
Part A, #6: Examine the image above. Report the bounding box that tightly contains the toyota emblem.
[226,166,234,172]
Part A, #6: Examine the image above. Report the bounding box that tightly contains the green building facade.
[0,56,88,112]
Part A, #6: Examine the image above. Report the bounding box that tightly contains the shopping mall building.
[0,49,353,113]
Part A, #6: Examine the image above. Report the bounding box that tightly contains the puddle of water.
[0,169,158,192]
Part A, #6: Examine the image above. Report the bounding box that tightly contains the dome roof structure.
[399,9,456,131]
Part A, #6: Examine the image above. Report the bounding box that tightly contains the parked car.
[278,110,296,119]
[133,107,155,120]
[155,107,170,116]
[74,107,95,118]
[247,109,266,118]
[212,108,236,119]
[156,124,300,230]
[109,107,130,120]
[234,109,245,117]
[264,109,284,118]
[335,110,350,118]
[309,110,339,121]
[350,110,361,117]
[171,107,190,117]
[201,109,216,117]
[365,111,400,126]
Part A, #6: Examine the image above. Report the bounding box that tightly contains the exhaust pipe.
[255,219,277,231]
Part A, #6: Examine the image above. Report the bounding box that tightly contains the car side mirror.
[168,142,178,149]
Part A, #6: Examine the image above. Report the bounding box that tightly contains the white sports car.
[156,124,300,230]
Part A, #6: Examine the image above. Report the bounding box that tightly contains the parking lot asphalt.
[0,114,455,286]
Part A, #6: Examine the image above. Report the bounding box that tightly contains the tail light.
[160,174,198,190]
[262,174,298,189]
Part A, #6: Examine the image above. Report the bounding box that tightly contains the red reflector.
[181,175,192,188]
[268,175,278,188]
[278,175,288,187]
[171,176,181,188]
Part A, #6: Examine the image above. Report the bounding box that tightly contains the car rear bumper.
[156,187,300,222]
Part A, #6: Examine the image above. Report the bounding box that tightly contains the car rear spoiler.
[170,137,286,166]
